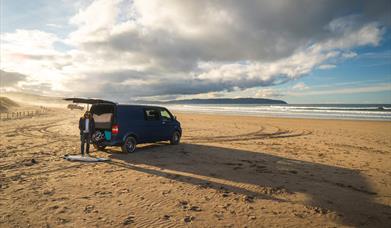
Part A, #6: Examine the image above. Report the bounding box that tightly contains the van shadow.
[104,143,390,227]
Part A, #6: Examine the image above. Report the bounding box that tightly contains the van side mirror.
[174,116,177,120]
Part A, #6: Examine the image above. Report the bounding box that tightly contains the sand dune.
[0,97,19,112]
[0,107,390,227]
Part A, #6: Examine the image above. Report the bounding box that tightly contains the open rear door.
[64,97,115,104]
[64,97,115,111]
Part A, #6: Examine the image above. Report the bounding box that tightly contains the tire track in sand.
[184,125,311,143]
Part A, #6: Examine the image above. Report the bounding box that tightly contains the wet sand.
[1,108,390,227]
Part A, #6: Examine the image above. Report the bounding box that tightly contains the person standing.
[79,111,95,156]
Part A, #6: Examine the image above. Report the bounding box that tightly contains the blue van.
[65,98,182,153]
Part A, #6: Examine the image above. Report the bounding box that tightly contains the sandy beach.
[1,107,390,227]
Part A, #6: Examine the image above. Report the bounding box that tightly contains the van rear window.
[144,108,160,121]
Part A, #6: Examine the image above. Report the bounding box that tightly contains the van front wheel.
[170,131,181,145]
[122,136,137,153]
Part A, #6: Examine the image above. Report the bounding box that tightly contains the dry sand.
[0,107,390,227]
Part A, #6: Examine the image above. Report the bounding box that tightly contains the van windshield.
[160,109,172,121]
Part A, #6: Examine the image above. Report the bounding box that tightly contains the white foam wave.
[166,104,391,121]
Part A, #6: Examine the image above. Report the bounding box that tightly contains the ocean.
[163,104,391,121]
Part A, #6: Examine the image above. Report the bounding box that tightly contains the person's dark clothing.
[80,132,91,155]
[79,117,95,133]
[79,117,95,155]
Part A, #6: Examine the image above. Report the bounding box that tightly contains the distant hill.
[0,97,19,112]
[135,98,287,105]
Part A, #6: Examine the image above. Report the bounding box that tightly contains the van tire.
[122,136,137,153]
[93,144,106,151]
[170,131,181,145]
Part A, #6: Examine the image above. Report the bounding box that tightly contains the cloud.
[292,82,309,90]
[0,69,57,95]
[1,0,389,99]
[1,29,60,56]
[250,81,391,102]
[46,23,63,28]
[363,0,391,26]
[0,29,73,92]
[289,83,391,96]
[318,64,336,70]
[0,70,27,87]
[341,51,358,59]
[255,88,284,98]
[19,82,54,94]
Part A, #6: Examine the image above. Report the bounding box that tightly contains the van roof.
[95,103,167,109]
[118,104,167,109]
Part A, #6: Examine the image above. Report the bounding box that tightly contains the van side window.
[160,109,172,121]
[144,109,160,121]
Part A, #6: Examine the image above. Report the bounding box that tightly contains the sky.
[0,0,390,104]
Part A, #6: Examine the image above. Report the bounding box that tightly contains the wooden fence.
[0,107,49,121]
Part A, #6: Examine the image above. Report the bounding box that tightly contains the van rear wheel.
[170,131,181,145]
[122,136,137,153]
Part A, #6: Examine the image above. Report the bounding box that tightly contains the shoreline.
[172,109,391,122]
[162,103,391,122]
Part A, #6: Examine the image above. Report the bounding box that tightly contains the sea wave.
[165,104,391,121]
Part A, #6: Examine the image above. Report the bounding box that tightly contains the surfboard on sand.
[64,155,111,162]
